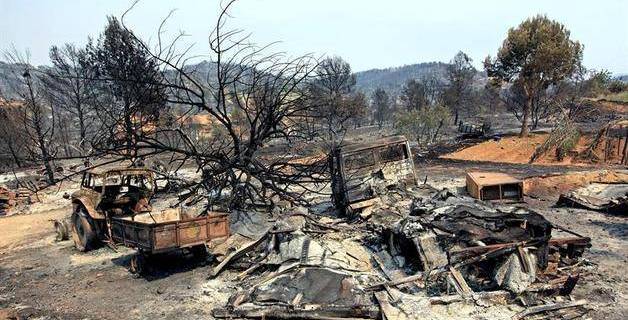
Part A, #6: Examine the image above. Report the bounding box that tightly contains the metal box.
[466,171,523,202]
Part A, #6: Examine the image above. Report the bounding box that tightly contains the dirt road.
[0,202,233,319]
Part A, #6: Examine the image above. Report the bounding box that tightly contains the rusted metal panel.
[208,212,230,239]
[558,183,628,214]
[466,171,523,201]
[177,220,206,246]
[153,224,177,251]
[85,166,157,176]
[111,212,230,253]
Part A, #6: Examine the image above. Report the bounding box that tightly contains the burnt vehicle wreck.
[329,135,417,215]
[207,136,592,319]
[69,167,229,274]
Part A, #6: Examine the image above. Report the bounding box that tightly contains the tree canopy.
[484,15,583,136]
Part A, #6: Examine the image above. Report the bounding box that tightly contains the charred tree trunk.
[77,106,87,153]
[38,134,55,184]
[25,76,55,184]
[520,95,532,137]
[123,102,136,160]
[432,119,444,143]
[622,133,628,165]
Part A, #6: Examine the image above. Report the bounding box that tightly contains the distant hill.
[354,62,449,97]
[0,62,26,99]
[0,60,485,100]
[615,74,628,83]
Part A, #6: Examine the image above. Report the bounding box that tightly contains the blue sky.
[1,0,627,73]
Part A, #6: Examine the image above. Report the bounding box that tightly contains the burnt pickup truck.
[330,135,417,215]
[70,167,229,274]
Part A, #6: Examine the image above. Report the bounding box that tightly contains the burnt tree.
[43,43,99,155]
[110,0,327,209]
[3,50,57,183]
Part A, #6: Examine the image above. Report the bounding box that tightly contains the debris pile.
[208,184,592,319]
[209,211,381,319]
[383,191,591,298]
[0,186,12,216]
[558,182,628,214]
[0,186,35,216]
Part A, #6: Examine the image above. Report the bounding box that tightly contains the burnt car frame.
[70,167,229,274]
[70,167,157,251]
[330,135,417,214]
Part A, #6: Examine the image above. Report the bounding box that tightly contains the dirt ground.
[0,202,236,319]
[0,158,627,319]
[441,132,624,166]
[525,170,628,200]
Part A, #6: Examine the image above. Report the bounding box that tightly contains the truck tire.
[71,209,97,252]
[129,253,146,276]
[190,244,209,261]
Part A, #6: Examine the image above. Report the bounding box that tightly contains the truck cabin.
[82,168,155,213]
[331,136,417,213]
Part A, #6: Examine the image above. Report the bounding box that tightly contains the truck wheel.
[190,245,209,261]
[130,253,146,276]
[71,210,97,252]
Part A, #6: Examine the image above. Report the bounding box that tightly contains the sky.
[1,0,627,73]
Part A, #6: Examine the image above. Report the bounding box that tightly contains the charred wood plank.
[448,267,473,298]
[512,299,587,320]
[209,230,269,278]
[374,291,408,320]
[449,237,590,258]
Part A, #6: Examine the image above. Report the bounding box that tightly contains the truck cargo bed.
[111,209,229,253]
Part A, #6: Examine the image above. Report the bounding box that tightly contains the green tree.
[583,69,611,96]
[372,88,390,128]
[400,79,428,111]
[349,91,369,129]
[395,105,450,146]
[608,80,627,93]
[444,51,476,124]
[90,16,166,159]
[484,15,583,137]
[307,56,360,145]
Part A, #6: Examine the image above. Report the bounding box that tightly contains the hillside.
[354,62,449,96]
[0,62,25,99]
